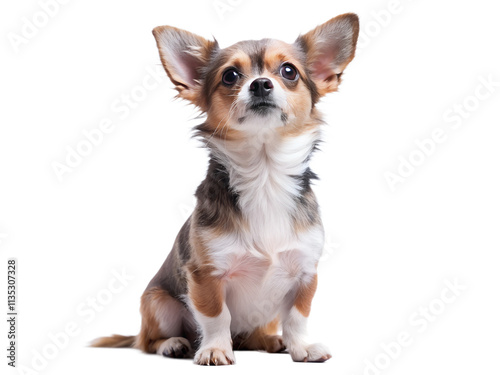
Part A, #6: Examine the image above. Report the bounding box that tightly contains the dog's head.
[153,14,359,140]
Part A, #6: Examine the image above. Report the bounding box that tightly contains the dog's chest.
[209,227,323,334]
[215,130,318,251]
[225,251,302,333]
[206,131,324,333]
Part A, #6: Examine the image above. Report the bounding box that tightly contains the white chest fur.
[207,127,324,333]
[211,128,321,252]
[206,226,324,334]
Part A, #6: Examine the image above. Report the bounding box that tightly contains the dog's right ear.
[295,13,359,96]
[153,26,218,106]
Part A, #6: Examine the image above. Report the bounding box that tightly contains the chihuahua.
[92,13,359,365]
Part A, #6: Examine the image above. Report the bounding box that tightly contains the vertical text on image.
[7,258,18,368]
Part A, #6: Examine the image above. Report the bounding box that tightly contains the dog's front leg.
[187,264,235,365]
[282,274,332,362]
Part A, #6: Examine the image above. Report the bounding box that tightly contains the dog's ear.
[153,26,218,105]
[296,13,359,96]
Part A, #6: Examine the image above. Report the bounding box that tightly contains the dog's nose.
[249,78,273,97]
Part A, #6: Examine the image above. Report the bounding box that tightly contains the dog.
[92,13,359,365]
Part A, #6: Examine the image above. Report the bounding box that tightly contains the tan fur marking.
[234,318,285,353]
[294,274,318,317]
[187,263,224,318]
[136,287,173,353]
[224,51,252,71]
[205,95,244,141]
[185,225,231,318]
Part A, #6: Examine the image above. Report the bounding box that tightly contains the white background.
[1,0,499,374]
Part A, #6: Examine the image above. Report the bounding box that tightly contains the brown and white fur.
[92,13,359,365]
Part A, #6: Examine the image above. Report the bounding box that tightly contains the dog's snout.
[249,78,273,97]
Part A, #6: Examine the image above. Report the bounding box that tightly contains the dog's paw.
[194,346,235,365]
[263,335,286,353]
[289,343,332,362]
[157,337,192,358]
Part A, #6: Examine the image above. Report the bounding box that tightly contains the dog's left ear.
[153,26,219,106]
[296,13,359,96]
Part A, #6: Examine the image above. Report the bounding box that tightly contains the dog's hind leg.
[233,318,286,353]
[135,287,195,358]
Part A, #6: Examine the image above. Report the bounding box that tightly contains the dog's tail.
[90,334,136,348]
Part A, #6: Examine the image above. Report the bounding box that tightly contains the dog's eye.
[222,69,240,86]
[280,64,298,81]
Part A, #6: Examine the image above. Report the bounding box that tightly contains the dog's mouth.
[238,100,283,123]
[248,100,278,114]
